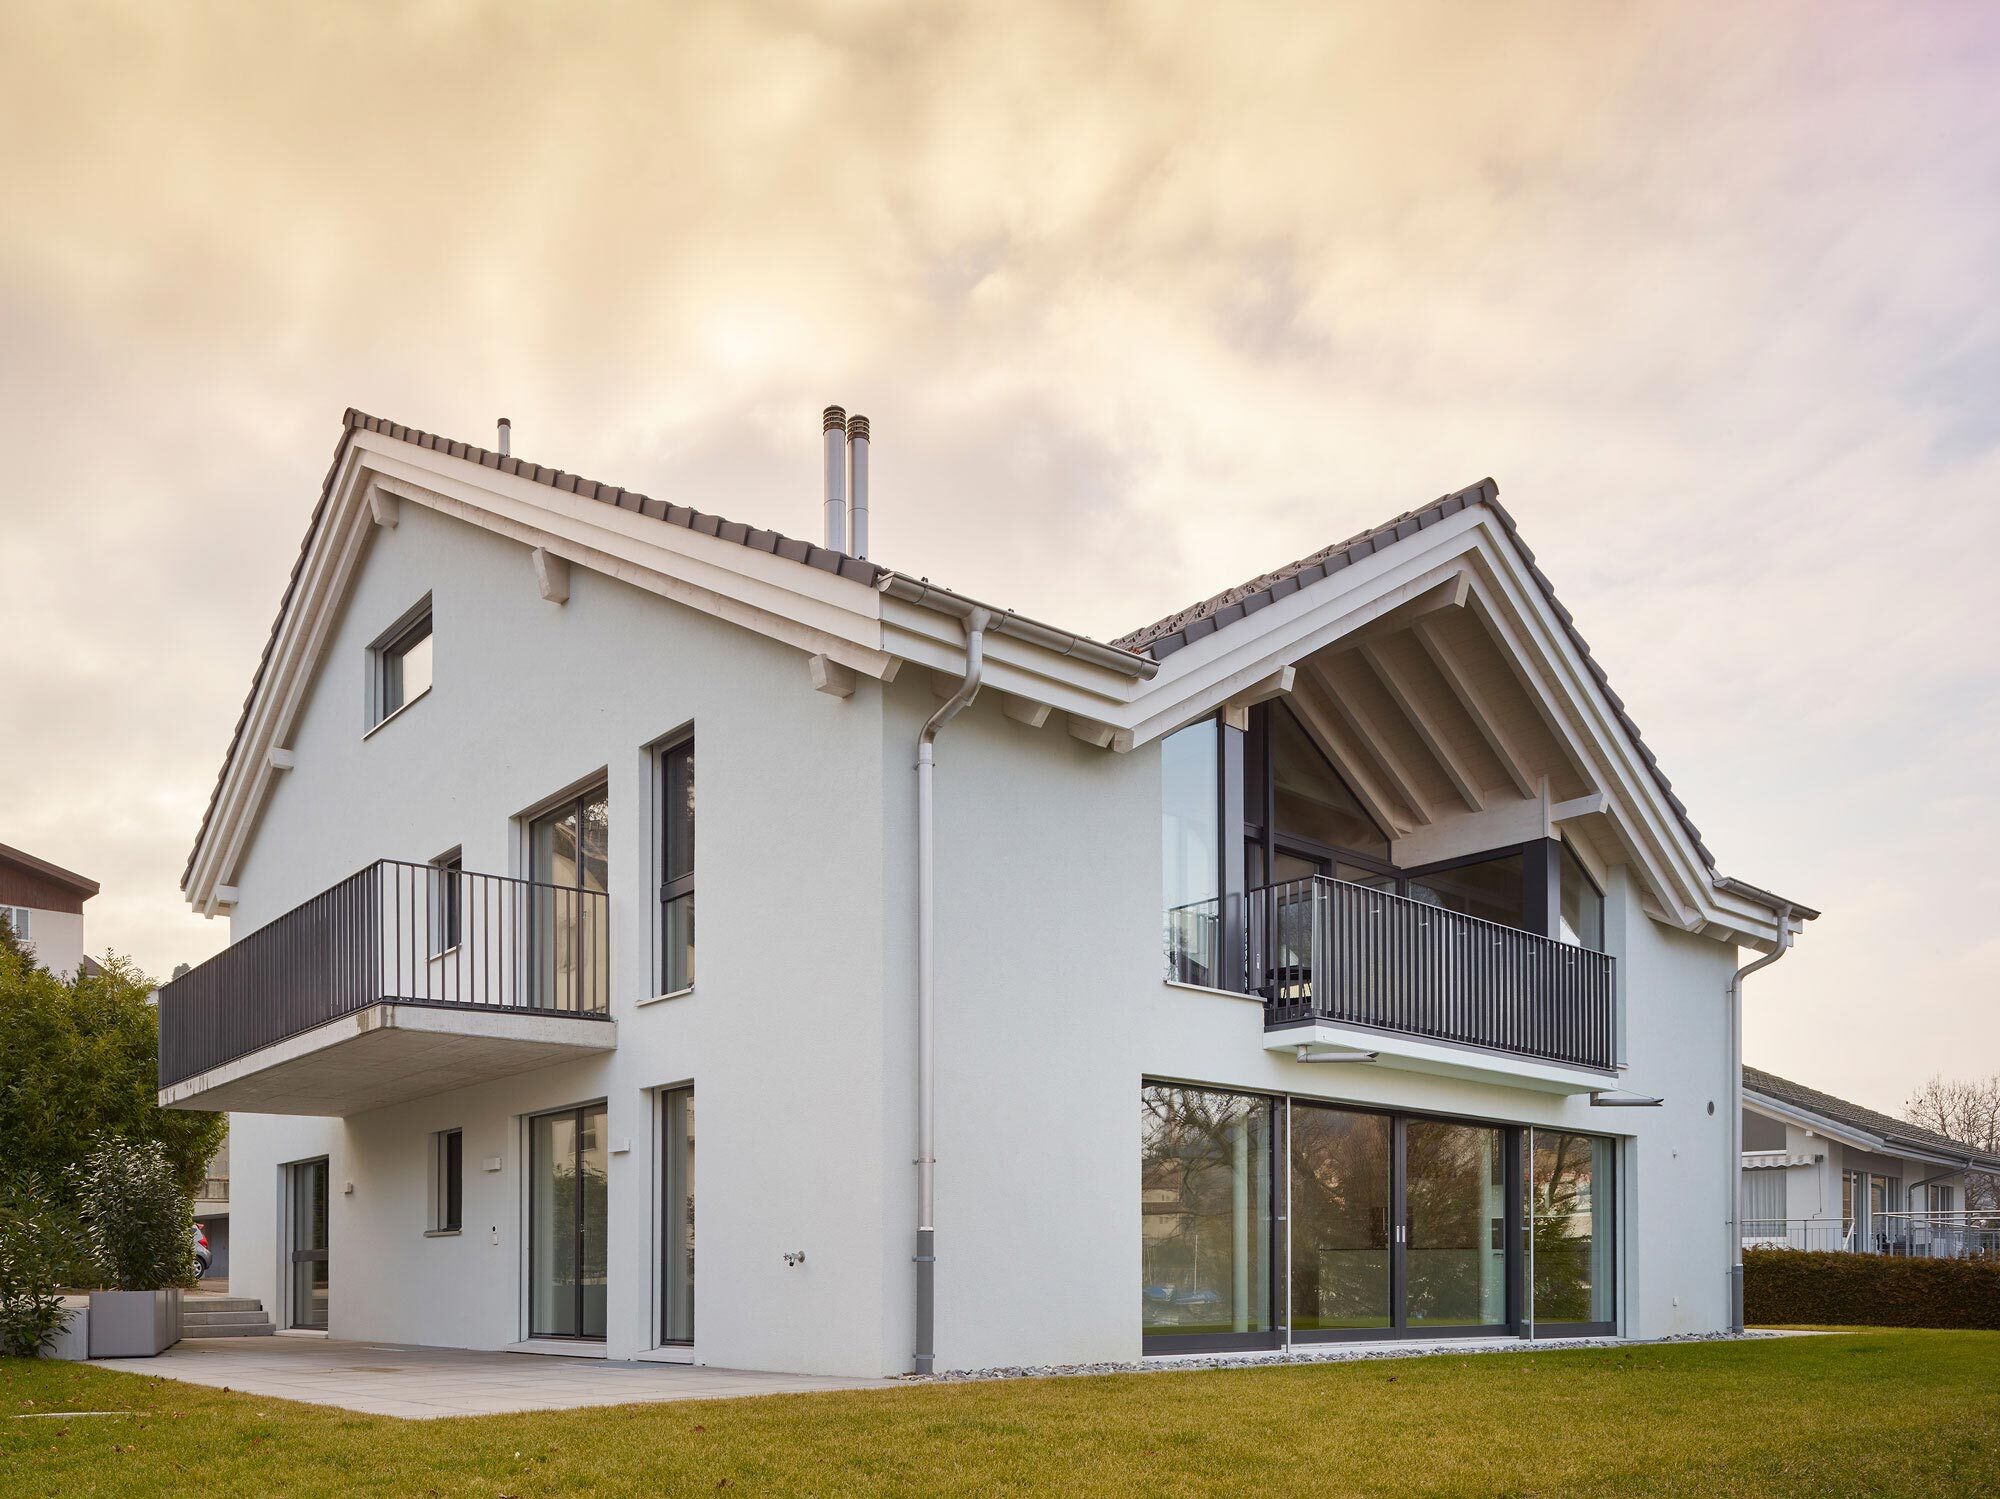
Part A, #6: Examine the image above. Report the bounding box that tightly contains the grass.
[2,1330,1997,1497]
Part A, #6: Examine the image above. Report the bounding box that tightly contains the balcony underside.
[1267,1019,1617,1095]
[159,1002,617,1117]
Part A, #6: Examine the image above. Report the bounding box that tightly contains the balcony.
[158,860,615,1116]
[1744,1214,2000,1260]
[1170,876,1618,1090]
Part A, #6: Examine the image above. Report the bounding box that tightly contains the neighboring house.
[1741,1066,2000,1257]
[156,406,1813,1377]
[0,840,98,980]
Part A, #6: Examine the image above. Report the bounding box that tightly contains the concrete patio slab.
[91,1337,893,1420]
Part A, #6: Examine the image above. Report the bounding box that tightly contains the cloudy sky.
[2,1,1994,1111]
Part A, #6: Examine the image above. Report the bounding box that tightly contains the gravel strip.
[908,1329,1792,1383]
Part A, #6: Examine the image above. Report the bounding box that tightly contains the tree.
[0,926,225,1209]
[1906,1074,2000,1213]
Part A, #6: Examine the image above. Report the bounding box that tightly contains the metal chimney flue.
[847,414,870,560]
[822,406,847,552]
[497,417,511,458]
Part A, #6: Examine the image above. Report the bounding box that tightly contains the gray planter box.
[49,1299,89,1360]
[88,1288,182,1358]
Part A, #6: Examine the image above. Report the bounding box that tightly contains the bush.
[1744,1246,2000,1330]
[72,1140,196,1292]
[0,1178,83,1357]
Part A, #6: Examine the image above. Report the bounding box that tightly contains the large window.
[1557,842,1604,951]
[1142,1085,1617,1346]
[1141,1084,1276,1351]
[1266,702,1389,862]
[660,1087,696,1345]
[660,740,695,993]
[1407,852,1526,929]
[529,1103,609,1340]
[1161,720,1221,985]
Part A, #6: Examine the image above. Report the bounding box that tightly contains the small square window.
[0,905,28,943]
[431,1128,463,1233]
[371,603,434,728]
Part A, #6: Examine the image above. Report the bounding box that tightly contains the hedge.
[1744,1246,2000,1329]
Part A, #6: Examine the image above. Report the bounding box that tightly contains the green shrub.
[1744,1245,2000,1329]
[0,1177,83,1356]
[71,1140,196,1292]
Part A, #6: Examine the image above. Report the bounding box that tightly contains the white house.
[1,840,98,980]
[1741,1066,2000,1257]
[158,406,1814,1375]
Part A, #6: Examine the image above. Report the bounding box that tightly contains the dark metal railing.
[159,859,610,1089]
[1241,876,1617,1071]
[1744,1213,2000,1260]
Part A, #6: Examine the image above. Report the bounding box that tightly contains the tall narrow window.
[529,1103,609,1339]
[372,605,434,726]
[431,1128,463,1233]
[1556,841,1604,951]
[661,1087,695,1345]
[660,740,695,992]
[430,851,463,956]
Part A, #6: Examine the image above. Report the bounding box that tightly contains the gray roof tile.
[1744,1065,2000,1168]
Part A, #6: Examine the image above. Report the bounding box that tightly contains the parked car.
[193,1221,211,1276]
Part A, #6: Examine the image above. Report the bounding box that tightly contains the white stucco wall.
[13,906,84,980]
[216,496,1752,1376]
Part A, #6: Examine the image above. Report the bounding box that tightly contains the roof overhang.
[1743,1089,1998,1172]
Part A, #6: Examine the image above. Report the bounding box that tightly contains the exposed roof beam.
[1549,792,1608,823]
[1327,572,1471,655]
[1355,642,1484,813]
[809,655,857,698]
[1410,617,1537,800]
[1301,657,1435,827]
[365,480,398,529]
[1068,715,1133,752]
[1291,667,1425,831]
[531,547,570,605]
[1222,665,1295,730]
[1000,692,1052,729]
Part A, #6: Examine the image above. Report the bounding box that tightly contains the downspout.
[1727,903,1792,1332]
[913,606,991,1375]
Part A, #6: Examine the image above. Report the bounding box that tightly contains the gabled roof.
[0,841,99,898]
[184,409,891,888]
[1117,478,1724,877]
[1744,1065,2000,1170]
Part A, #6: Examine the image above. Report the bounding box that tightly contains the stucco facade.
[207,490,1759,1375]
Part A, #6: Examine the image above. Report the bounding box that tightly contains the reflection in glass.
[1405,1121,1507,1326]
[661,742,695,991]
[288,1158,329,1331]
[530,1104,609,1339]
[1557,842,1604,950]
[661,1089,696,1345]
[1162,721,1221,984]
[1407,853,1524,929]
[1271,704,1389,860]
[1141,1085,1272,1342]
[1527,1130,1614,1326]
[1290,1105,1392,1331]
[530,788,610,1011]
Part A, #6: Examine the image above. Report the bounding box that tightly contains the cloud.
[1,0,1995,1110]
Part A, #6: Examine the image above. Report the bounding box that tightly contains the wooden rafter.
[1356,641,1485,813]
[1410,617,1538,800]
[1295,659,1434,827]
[1285,677,1413,837]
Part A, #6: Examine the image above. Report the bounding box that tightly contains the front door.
[529,1104,609,1339]
[286,1158,329,1330]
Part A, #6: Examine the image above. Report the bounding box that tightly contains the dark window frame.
[369,597,435,727]
[432,1127,464,1234]
[659,1085,696,1346]
[659,737,695,994]
[430,850,463,956]
[527,1100,609,1342]
[1142,1082,1618,1352]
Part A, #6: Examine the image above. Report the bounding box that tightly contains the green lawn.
[3,1331,1997,1497]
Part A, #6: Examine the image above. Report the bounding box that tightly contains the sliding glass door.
[1153,1087,1614,1347]
[529,1104,609,1340]
[529,788,609,1012]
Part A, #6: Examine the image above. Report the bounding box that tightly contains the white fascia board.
[1123,512,1496,748]
[878,596,1143,720]
[1742,1094,1884,1156]
[1269,1022,1614,1096]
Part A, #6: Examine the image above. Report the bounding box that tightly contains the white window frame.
[366,595,435,732]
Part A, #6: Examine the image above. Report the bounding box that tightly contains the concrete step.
[184,1321,277,1338]
[183,1297,264,1312]
[183,1309,272,1328]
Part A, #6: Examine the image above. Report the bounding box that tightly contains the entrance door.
[1402,1119,1510,1332]
[529,1104,609,1339]
[286,1159,329,1330]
